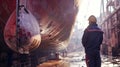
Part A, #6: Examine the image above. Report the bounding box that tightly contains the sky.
[76,0,101,29]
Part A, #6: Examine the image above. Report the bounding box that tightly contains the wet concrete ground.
[37,52,120,67]
[66,52,120,67]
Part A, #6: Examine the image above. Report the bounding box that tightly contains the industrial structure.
[0,0,120,67]
[0,0,80,67]
[99,0,120,57]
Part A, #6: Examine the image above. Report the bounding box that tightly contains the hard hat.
[88,15,97,23]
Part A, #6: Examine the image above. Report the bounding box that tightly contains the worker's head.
[88,15,97,24]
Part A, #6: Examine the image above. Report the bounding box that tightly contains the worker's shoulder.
[85,27,103,33]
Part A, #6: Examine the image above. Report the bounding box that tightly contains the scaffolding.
[100,0,120,57]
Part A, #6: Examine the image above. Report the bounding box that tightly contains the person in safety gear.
[82,15,103,67]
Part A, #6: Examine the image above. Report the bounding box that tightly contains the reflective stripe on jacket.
[82,23,103,54]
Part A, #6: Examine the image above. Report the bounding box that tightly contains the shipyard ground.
[37,52,120,67]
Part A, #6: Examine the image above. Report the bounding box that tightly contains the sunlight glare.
[76,0,101,30]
